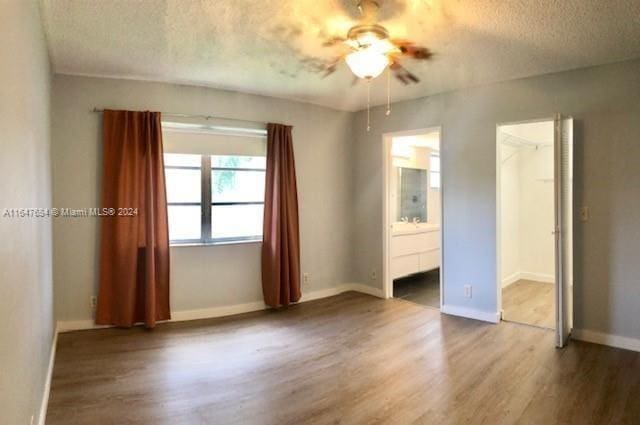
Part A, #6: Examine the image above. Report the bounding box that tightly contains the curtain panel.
[96,110,170,328]
[261,123,301,307]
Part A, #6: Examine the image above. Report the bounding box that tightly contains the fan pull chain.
[366,78,371,132]
[386,66,391,116]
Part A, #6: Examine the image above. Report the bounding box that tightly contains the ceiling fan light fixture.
[345,27,394,80]
[345,47,389,79]
[318,1,433,130]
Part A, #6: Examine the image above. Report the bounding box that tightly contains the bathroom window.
[430,153,440,189]
[164,153,265,245]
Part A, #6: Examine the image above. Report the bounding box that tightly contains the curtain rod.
[91,108,266,126]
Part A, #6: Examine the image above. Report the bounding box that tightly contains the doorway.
[496,116,574,346]
[383,128,443,309]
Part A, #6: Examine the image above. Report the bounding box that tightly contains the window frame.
[166,155,265,246]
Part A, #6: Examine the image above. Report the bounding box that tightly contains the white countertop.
[391,222,440,236]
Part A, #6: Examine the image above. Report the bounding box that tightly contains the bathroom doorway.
[383,128,442,309]
[496,116,574,346]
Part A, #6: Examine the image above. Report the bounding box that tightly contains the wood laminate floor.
[47,292,640,425]
[502,279,555,329]
[393,269,440,308]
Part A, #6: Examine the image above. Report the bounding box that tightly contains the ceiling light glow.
[345,48,389,79]
[345,32,394,79]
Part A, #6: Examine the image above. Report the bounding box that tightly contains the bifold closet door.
[554,114,574,348]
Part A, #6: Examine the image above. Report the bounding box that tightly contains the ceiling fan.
[322,0,433,82]
[320,0,434,129]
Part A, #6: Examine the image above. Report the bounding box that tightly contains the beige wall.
[352,59,640,341]
[51,74,355,321]
[0,1,54,423]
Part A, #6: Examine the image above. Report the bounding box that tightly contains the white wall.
[0,1,54,424]
[51,75,355,321]
[428,180,442,225]
[352,59,640,341]
[500,144,521,284]
[500,122,555,286]
[518,139,555,282]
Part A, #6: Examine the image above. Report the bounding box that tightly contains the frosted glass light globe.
[345,48,389,79]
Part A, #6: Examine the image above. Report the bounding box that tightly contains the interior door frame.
[495,116,556,323]
[382,126,444,310]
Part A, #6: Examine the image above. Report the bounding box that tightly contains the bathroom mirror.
[396,167,428,222]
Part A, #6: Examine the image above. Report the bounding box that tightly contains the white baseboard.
[299,286,345,302]
[441,304,500,323]
[572,329,640,353]
[519,271,554,283]
[501,271,521,288]
[300,283,384,301]
[38,324,58,425]
[57,283,385,333]
[502,271,554,287]
[170,300,267,322]
[56,320,111,333]
[343,283,385,298]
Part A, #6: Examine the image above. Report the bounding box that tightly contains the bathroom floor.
[393,269,440,308]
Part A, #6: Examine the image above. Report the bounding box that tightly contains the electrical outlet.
[464,284,472,299]
[580,206,589,222]
[370,268,377,280]
[90,296,97,308]
[302,273,310,287]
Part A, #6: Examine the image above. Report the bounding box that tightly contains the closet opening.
[383,128,443,309]
[497,119,557,329]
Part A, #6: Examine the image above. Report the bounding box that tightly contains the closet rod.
[499,132,551,148]
[91,108,267,126]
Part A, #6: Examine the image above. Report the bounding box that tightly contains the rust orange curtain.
[261,123,301,307]
[96,110,170,328]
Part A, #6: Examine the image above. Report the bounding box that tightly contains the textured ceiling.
[41,0,640,111]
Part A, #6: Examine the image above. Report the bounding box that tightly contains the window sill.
[170,239,262,248]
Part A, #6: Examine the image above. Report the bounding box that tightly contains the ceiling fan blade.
[321,56,345,78]
[322,36,346,47]
[407,46,433,60]
[390,61,420,85]
[395,74,409,85]
[322,66,337,78]
[390,63,409,85]
[391,39,434,60]
[406,71,420,83]
[390,38,413,46]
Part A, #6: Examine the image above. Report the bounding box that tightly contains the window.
[165,153,266,245]
[165,153,202,241]
[429,153,440,189]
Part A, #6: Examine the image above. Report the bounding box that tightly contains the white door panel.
[554,114,574,347]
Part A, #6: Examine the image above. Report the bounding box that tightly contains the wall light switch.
[580,206,589,222]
